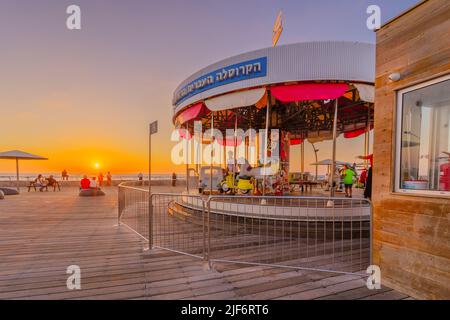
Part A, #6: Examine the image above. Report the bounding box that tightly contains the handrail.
[117,188,372,275]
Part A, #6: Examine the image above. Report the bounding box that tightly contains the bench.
[27,181,47,192]
[27,181,61,192]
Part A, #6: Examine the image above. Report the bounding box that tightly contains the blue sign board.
[173,57,267,105]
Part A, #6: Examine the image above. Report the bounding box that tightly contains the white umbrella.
[0,150,48,192]
[310,159,347,166]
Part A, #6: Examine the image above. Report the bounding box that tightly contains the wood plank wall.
[374,0,450,299]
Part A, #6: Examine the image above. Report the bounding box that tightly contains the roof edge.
[378,0,428,30]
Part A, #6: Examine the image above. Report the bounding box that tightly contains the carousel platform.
[167,190,371,239]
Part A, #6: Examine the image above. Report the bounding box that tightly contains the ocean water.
[0,173,184,182]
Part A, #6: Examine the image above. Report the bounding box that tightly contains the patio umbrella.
[310,159,347,166]
[0,150,48,192]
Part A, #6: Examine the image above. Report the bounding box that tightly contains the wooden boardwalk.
[0,187,409,300]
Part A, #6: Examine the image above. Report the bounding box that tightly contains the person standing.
[62,169,69,181]
[98,172,104,187]
[358,155,373,199]
[359,168,367,188]
[172,172,177,187]
[106,172,112,186]
[342,164,357,198]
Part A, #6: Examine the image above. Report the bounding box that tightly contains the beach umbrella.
[0,150,48,192]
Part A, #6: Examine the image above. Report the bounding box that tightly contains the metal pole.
[310,142,318,181]
[330,99,339,198]
[210,112,214,195]
[16,158,19,192]
[263,93,271,196]
[233,113,238,192]
[301,142,305,174]
[185,123,189,193]
[366,104,371,167]
[364,132,368,168]
[148,125,153,249]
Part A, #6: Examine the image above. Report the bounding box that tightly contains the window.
[395,74,450,195]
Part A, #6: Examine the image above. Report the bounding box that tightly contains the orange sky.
[0,0,401,175]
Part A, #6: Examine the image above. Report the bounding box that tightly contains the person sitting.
[79,175,105,197]
[90,176,98,189]
[80,175,91,190]
[34,174,47,192]
[46,175,60,191]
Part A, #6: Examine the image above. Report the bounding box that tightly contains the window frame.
[394,73,450,196]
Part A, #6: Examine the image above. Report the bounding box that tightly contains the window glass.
[399,78,450,192]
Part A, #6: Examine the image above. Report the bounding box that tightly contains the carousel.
[171,41,374,225]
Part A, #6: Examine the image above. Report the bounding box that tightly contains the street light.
[310,142,319,181]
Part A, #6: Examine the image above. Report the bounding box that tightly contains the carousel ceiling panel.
[353,83,375,103]
[270,83,349,102]
[205,88,266,111]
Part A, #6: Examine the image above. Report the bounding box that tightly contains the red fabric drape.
[344,125,374,139]
[176,102,209,125]
[271,83,349,102]
[290,139,304,145]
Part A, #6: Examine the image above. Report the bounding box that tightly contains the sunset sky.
[0,0,418,175]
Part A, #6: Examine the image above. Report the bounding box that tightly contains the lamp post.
[310,142,319,181]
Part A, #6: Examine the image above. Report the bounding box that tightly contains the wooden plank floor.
[0,187,409,300]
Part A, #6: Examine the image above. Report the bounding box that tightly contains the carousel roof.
[173,41,375,118]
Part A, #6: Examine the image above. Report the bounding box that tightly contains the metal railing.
[118,183,372,275]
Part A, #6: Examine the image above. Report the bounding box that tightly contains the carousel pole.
[366,104,371,166]
[185,122,189,193]
[233,112,238,193]
[210,112,214,195]
[364,131,368,168]
[262,92,272,197]
[330,98,339,198]
[195,120,201,176]
[301,142,305,175]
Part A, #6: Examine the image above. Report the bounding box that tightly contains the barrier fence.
[118,183,372,275]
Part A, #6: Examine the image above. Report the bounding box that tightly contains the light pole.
[310,142,319,181]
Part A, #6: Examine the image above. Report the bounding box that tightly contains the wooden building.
[373,0,450,299]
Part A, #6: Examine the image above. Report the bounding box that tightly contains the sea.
[0,173,183,182]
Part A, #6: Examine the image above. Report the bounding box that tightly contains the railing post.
[202,199,207,262]
[117,186,121,226]
[207,197,211,264]
[200,197,212,271]
[148,193,153,250]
